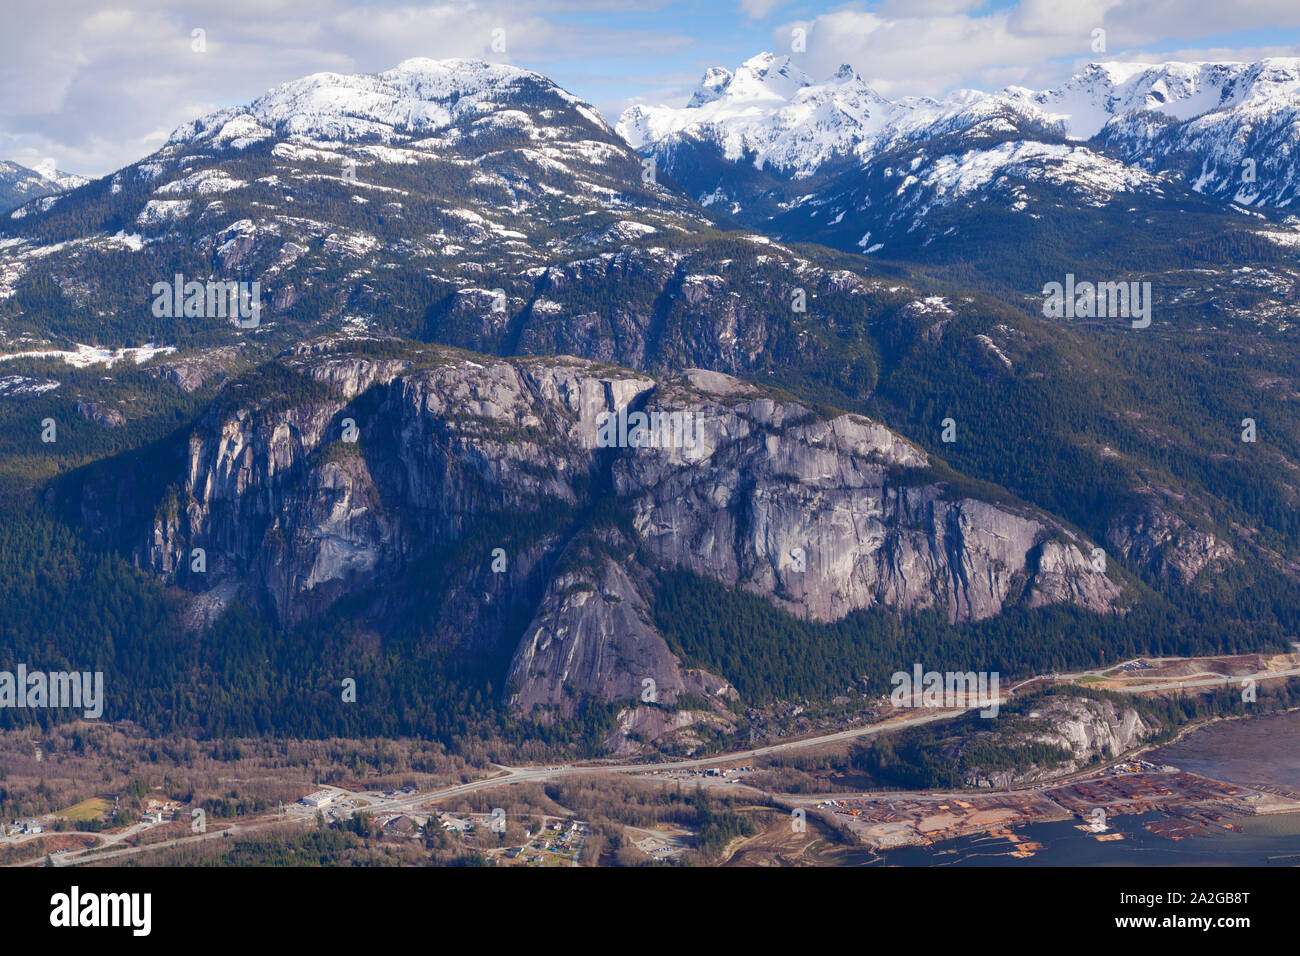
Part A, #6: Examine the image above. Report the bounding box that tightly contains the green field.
[59,797,112,822]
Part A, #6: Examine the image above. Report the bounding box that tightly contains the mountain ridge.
[620,54,1300,214]
[0,160,90,215]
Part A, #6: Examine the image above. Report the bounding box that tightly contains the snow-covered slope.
[1080,60,1300,208]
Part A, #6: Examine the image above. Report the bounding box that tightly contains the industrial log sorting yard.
[799,767,1299,852]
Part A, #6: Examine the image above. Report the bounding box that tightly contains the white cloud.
[777,0,1300,97]
[736,0,787,18]
[0,0,683,176]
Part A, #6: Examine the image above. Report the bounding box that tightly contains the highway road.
[24,706,972,866]
[18,654,1300,867]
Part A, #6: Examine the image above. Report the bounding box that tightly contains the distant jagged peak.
[0,159,88,191]
[687,66,734,108]
[0,159,89,215]
[619,54,1300,176]
[1002,57,1300,139]
[617,52,890,172]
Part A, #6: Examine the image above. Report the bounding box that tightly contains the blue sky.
[3,0,1300,176]
[540,2,1300,117]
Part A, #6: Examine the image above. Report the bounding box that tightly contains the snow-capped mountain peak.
[619,54,1300,210]
[687,66,735,107]
[728,52,813,100]
[617,53,890,174]
[168,57,603,149]
[1001,58,1300,139]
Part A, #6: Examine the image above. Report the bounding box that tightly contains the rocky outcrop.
[74,401,125,427]
[503,530,739,719]
[145,346,242,393]
[1107,499,1234,585]
[963,695,1156,788]
[505,548,692,713]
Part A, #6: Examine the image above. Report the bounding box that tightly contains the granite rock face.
[505,550,693,713]
[94,339,1123,719]
[616,369,1120,623]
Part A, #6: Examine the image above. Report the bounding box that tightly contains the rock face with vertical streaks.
[71,336,1121,722]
